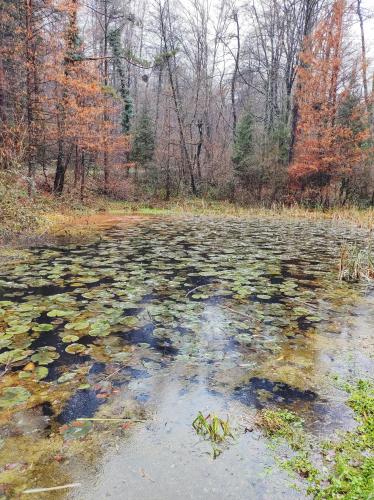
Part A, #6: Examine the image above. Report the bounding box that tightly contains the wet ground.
[0,216,373,498]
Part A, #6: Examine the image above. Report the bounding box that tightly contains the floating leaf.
[34,366,49,381]
[61,420,92,441]
[306,315,322,323]
[32,324,54,332]
[65,343,86,355]
[62,335,80,343]
[57,372,76,384]
[5,324,31,335]
[119,316,139,328]
[78,383,90,390]
[0,349,33,365]
[88,319,111,337]
[65,320,90,331]
[0,387,31,408]
[31,348,59,365]
[47,309,76,318]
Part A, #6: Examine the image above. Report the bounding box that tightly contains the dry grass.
[2,188,374,246]
[108,199,374,230]
[339,242,374,282]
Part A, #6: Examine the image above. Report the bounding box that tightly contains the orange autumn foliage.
[289,0,370,193]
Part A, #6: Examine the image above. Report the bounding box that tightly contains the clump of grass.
[339,242,374,282]
[283,451,319,481]
[192,412,233,458]
[255,408,304,445]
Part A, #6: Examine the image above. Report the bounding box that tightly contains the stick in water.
[23,483,81,494]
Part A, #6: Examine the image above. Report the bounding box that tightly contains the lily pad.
[34,366,49,380]
[61,420,92,441]
[0,387,31,408]
[31,348,60,365]
[57,372,77,384]
[32,324,54,332]
[47,309,76,318]
[65,343,86,355]
[0,349,33,365]
[119,316,139,328]
[65,320,90,331]
[5,324,31,335]
[62,334,80,343]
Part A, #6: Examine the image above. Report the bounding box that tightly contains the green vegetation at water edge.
[256,380,374,499]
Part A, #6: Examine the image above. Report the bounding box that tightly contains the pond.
[0,216,373,498]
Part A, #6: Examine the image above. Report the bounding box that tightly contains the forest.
[1,0,373,211]
[0,1,374,499]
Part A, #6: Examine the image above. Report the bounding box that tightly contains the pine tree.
[108,28,133,134]
[131,108,155,167]
[232,109,254,182]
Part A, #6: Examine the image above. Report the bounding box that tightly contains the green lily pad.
[34,366,49,380]
[0,349,33,365]
[119,316,139,328]
[62,420,92,441]
[306,315,322,322]
[6,324,31,335]
[88,319,111,337]
[47,309,76,318]
[0,386,31,408]
[65,343,86,355]
[57,372,77,384]
[65,320,90,331]
[32,324,54,332]
[31,348,60,365]
[62,334,80,343]
[78,383,90,390]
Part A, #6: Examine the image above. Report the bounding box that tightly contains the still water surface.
[0,217,373,498]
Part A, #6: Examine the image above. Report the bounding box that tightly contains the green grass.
[256,380,374,499]
[192,412,234,458]
[255,408,304,446]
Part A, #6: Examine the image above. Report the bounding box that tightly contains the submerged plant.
[339,242,374,282]
[192,412,234,458]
